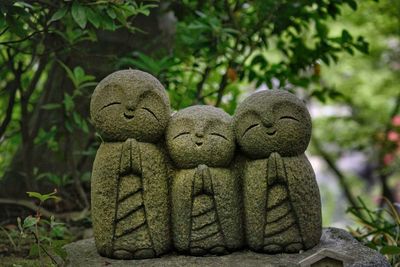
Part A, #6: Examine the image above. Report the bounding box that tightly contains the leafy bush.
[348,197,400,266]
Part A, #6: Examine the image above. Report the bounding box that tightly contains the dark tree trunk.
[0,9,175,208]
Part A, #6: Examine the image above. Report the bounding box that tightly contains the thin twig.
[377,91,400,207]
[30,232,64,266]
[194,65,211,104]
[0,30,45,45]
[0,27,9,37]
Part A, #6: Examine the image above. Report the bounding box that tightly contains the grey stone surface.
[64,228,389,267]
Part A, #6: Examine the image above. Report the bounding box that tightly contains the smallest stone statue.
[234,89,322,253]
[166,105,243,256]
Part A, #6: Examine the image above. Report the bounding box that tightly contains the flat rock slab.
[64,227,389,267]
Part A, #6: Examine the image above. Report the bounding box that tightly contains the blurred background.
[0,0,399,265]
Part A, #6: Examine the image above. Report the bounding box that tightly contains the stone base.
[64,228,389,267]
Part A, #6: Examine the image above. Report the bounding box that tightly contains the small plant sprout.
[17,189,64,266]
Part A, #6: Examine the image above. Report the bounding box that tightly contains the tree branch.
[24,55,49,101]
[312,136,358,209]
[194,65,211,104]
[0,76,20,138]
[0,30,45,46]
[377,91,400,206]
[215,66,230,107]
[0,198,89,221]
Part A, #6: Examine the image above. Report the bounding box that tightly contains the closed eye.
[279,116,299,122]
[210,132,228,141]
[242,123,260,137]
[173,132,190,139]
[142,107,159,121]
[100,101,121,111]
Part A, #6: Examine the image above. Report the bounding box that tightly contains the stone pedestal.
[64,228,389,267]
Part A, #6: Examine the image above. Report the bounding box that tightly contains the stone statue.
[90,70,171,259]
[166,105,243,256]
[233,89,322,253]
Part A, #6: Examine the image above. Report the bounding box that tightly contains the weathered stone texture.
[166,105,243,255]
[90,70,171,259]
[90,69,170,143]
[234,90,321,253]
[64,228,390,267]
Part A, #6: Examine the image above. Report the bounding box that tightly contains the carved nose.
[195,132,204,138]
[263,121,273,128]
[126,101,135,111]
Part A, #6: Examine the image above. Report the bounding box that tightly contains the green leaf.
[27,191,61,202]
[345,0,358,10]
[79,81,98,89]
[63,93,74,113]
[71,1,87,29]
[86,7,100,28]
[341,30,353,43]
[355,36,369,54]
[65,120,73,133]
[58,60,78,88]
[380,245,400,255]
[106,8,116,19]
[81,119,89,133]
[73,66,85,83]
[251,54,268,69]
[72,112,81,126]
[23,216,37,229]
[99,11,115,30]
[27,191,46,201]
[48,6,68,25]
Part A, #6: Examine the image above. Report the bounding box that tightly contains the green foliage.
[26,190,61,203]
[311,0,400,219]
[0,0,157,187]
[16,190,69,265]
[119,0,371,113]
[348,197,400,266]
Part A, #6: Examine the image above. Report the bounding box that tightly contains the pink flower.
[387,131,399,142]
[392,115,400,127]
[383,153,395,166]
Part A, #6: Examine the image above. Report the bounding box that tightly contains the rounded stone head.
[90,69,170,142]
[166,105,235,168]
[234,90,311,159]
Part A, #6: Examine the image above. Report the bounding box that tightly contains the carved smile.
[267,130,276,136]
[124,113,134,120]
[195,141,203,147]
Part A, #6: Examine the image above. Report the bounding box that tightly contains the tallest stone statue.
[90,70,171,259]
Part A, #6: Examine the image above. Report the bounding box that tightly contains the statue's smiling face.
[166,106,235,168]
[234,90,311,159]
[90,70,170,142]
